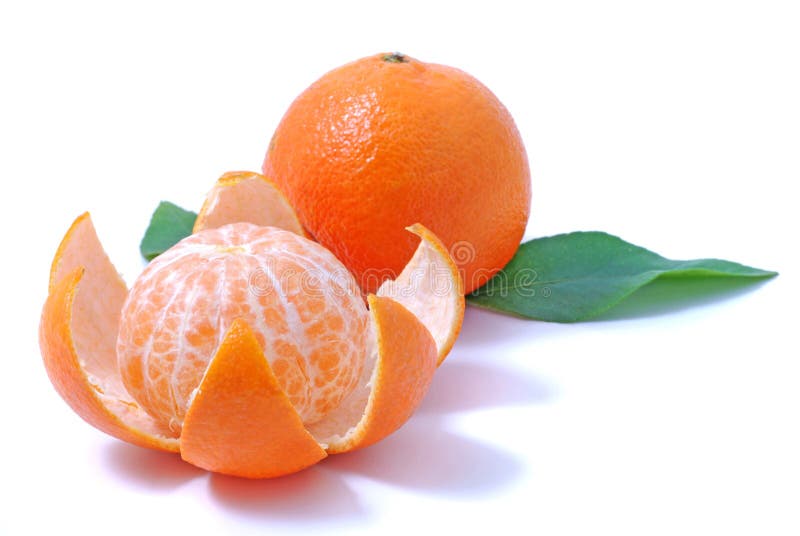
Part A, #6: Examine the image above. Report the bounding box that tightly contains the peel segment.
[193,171,305,235]
[307,295,437,453]
[180,319,327,478]
[40,214,179,451]
[377,224,465,364]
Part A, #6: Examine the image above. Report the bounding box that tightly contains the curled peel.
[40,214,178,452]
[40,213,464,477]
[377,224,465,365]
[193,171,305,235]
[306,294,437,453]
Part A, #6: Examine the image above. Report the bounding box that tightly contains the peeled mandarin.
[116,223,369,432]
[41,210,463,478]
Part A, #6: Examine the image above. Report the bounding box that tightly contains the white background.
[1,1,798,534]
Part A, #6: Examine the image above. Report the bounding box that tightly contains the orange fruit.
[263,52,531,294]
[40,210,464,478]
[116,223,370,432]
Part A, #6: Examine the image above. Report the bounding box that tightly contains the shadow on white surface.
[418,360,556,415]
[208,466,367,522]
[101,442,368,522]
[322,415,523,497]
[101,441,204,490]
[592,276,775,322]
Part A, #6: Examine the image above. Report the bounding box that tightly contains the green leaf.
[139,201,197,261]
[467,231,777,322]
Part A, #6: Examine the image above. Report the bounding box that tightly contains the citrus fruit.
[40,211,463,478]
[116,223,369,432]
[263,52,531,294]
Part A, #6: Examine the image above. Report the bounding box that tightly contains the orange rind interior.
[376,224,465,365]
[193,171,306,236]
[40,206,463,478]
[40,214,179,452]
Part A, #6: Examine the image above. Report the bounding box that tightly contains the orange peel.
[40,214,178,452]
[376,224,465,365]
[193,171,306,235]
[40,208,464,478]
[306,294,437,453]
[180,319,327,478]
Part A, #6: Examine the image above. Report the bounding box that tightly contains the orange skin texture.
[263,52,531,294]
[180,319,327,478]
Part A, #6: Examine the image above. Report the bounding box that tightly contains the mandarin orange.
[41,212,464,477]
[116,223,369,432]
[263,52,531,294]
